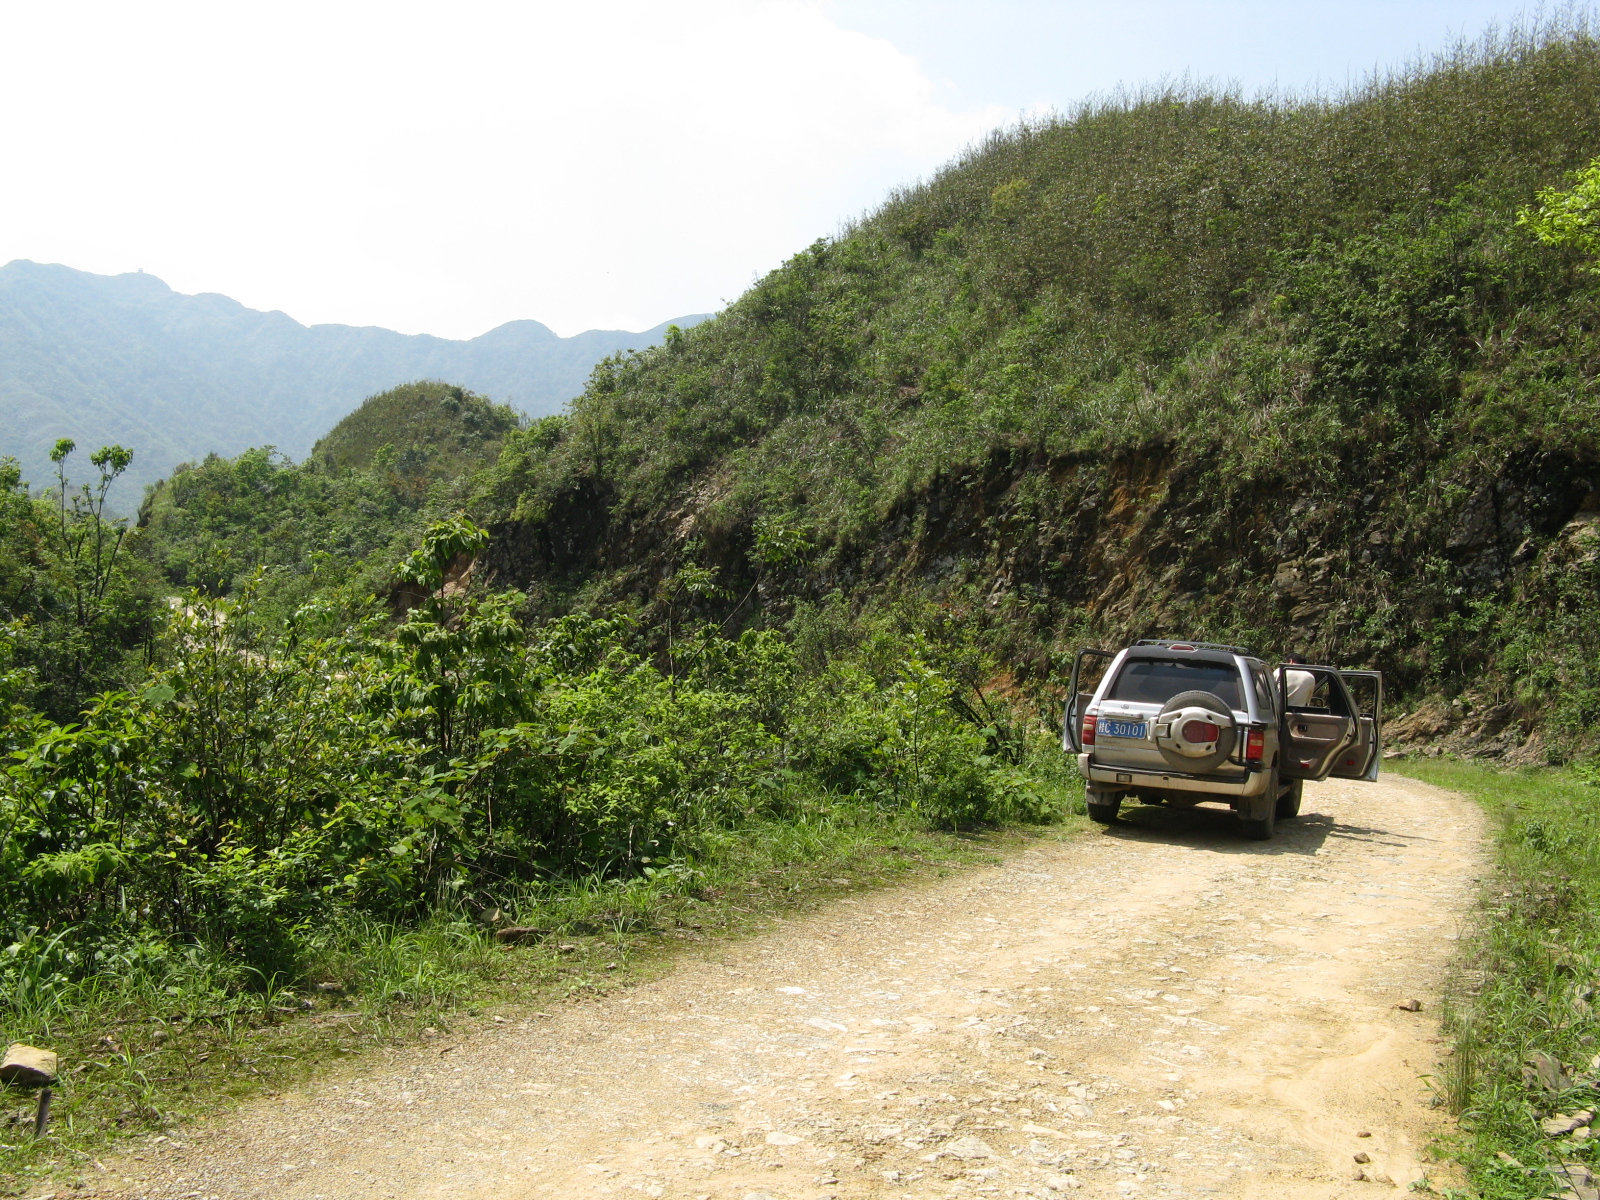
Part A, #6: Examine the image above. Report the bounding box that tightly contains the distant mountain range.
[0,260,709,505]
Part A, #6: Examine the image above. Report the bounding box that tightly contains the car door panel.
[1063,648,1115,753]
[1279,666,1357,781]
[1282,711,1354,778]
[1335,670,1384,781]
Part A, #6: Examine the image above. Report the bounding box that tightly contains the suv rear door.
[1279,666,1358,781]
[1332,671,1383,781]
[1062,648,1115,752]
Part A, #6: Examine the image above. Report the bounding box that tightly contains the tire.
[1155,690,1237,773]
[1086,787,1121,824]
[1239,802,1276,841]
[1276,777,1303,820]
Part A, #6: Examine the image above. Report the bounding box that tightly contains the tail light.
[1182,720,1221,743]
[1245,728,1265,762]
[1081,714,1097,746]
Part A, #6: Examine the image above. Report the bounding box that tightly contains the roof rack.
[1134,638,1257,657]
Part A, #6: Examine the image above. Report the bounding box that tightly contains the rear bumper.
[1077,753,1270,798]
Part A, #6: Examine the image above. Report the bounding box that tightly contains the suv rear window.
[1107,659,1242,708]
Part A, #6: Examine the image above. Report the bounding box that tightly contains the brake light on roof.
[1245,728,1265,762]
[1169,643,1196,651]
[1081,714,1097,746]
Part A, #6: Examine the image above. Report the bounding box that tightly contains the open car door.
[1333,671,1383,781]
[1278,665,1359,781]
[1063,648,1115,753]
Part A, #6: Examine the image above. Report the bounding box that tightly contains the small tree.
[31,439,144,711]
[389,515,527,756]
[50,439,134,628]
[1519,157,1600,269]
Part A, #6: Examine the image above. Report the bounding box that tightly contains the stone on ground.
[0,1043,57,1085]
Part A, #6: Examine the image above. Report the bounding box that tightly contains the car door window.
[1250,666,1275,717]
[1299,674,1353,716]
[1343,674,1381,718]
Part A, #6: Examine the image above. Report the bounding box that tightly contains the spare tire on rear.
[1154,689,1236,773]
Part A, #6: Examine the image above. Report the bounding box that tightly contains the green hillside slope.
[11,28,1600,1185]
[0,260,707,506]
[478,29,1600,758]
[139,383,519,619]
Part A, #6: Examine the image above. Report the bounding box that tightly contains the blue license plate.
[1099,719,1148,740]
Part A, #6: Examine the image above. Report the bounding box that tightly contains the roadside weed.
[1397,760,1600,1199]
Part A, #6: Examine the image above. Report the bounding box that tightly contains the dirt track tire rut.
[98,774,1484,1200]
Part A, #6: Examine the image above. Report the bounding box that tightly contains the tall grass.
[1397,760,1600,1199]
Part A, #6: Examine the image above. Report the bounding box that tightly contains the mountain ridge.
[0,259,708,503]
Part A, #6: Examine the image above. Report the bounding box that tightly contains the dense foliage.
[18,383,1065,1004]
[2,514,1058,996]
[0,442,158,724]
[477,24,1600,759]
[137,383,518,624]
[6,400,1061,1032]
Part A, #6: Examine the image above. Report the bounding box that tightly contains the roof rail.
[1135,638,1258,657]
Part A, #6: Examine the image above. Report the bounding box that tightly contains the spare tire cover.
[1155,689,1237,773]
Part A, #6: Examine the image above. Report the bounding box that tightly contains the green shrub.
[0,516,1064,1005]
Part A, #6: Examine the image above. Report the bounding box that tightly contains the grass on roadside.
[1392,759,1600,1200]
[0,802,1080,1194]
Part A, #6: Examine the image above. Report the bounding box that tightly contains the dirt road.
[97,774,1485,1200]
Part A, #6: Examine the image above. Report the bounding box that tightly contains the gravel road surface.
[92,773,1485,1200]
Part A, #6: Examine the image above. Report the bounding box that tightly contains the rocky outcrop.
[483,437,1597,750]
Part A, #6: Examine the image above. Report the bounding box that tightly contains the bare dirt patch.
[88,774,1484,1200]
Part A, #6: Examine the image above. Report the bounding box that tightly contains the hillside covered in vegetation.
[136,382,519,624]
[7,23,1600,1191]
[478,27,1600,760]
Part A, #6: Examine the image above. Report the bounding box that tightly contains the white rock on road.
[92,773,1484,1199]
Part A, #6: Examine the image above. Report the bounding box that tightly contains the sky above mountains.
[0,0,1538,339]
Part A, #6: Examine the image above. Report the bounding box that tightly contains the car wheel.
[1239,803,1276,841]
[1086,787,1121,824]
[1276,778,1303,819]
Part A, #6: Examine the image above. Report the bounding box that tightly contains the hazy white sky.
[0,0,1542,338]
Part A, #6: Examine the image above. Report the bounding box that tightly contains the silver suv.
[1063,640,1383,840]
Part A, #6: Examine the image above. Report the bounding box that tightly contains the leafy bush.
[0,444,158,722]
[789,639,1024,827]
[0,515,1063,1008]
